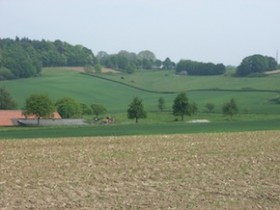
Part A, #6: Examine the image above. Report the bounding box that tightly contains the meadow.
[1,131,279,209]
[2,67,280,115]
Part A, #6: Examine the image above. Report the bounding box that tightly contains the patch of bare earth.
[1,131,280,209]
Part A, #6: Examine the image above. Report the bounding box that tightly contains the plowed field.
[1,131,280,209]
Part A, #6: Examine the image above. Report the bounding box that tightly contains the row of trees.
[0,38,97,80]
[97,50,176,73]
[176,60,226,75]
[24,94,107,125]
[0,87,239,125]
[127,93,238,123]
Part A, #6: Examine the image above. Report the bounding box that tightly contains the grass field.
[1,67,280,116]
[1,131,279,209]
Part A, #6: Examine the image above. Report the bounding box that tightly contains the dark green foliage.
[97,50,161,72]
[55,97,81,119]
[269,95,280,104]
[162,57,175,70]
[80,103,92,115]
[158,97,165,112]
[0,38,97,80]
[172,92,194,120]
[176,60,225,75]
[24,93,55,125]
[222,98,238,119]
[0,87,17,109]
[91,104,107,119]
[127,97,147,123]
[236,54,277,76]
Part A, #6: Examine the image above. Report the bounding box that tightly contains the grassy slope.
[2,67,280,115]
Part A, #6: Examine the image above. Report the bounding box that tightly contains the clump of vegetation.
[55,97,81,119]
[172,92,197,120]
[0,86,17,109]
[222,98,238,119]
[24,93,55,125]
[0,37,97,80]
[236,54,277,76]
[127,97,147,123]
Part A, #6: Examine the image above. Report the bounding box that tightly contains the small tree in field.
[127,97,146,123]
[205,102,215,113]
[24,93,55,125]
[172,92,193,120]
[158,97,165,112]
[222,98,238,119]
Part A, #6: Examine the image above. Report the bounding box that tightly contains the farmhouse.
[0,110,61,126]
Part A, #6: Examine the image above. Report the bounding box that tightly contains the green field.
[0,67,279,138]
[2,67,280,116]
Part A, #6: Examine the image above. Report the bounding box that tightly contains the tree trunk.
[37,117,40,126]
[135,117,138,124]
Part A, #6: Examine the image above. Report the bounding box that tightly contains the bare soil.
[1,131,279,209]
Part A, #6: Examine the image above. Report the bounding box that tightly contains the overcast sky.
[1,0,279,65]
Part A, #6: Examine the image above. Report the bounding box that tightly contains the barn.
[0,110,61,126]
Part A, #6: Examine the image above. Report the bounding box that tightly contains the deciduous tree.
[91,104,107,119]
[24,93,55,125]
[222,98,238,119]
[55,97,81,119]
[0,87,17,109]
[172,92,193,120]
[127,97,147,123]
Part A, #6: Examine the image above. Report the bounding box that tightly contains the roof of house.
[0,110,61,126]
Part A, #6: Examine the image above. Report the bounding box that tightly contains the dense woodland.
[0,37,278,81]
[0,37,97,80]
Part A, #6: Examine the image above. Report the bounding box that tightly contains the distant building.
[0,110,61,126]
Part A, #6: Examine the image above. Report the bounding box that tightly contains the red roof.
[0,110,61,126]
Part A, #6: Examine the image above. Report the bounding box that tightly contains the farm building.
[0,110,61,126]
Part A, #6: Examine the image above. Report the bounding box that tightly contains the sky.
[0,0,279,65]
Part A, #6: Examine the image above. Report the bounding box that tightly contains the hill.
[1,67,280,117]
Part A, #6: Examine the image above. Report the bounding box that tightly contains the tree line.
[176,60,226,75]
[96,50,175,73]
[1,37,278,80]
[0,37,97,80]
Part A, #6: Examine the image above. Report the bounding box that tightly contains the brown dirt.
[0,131,280,209]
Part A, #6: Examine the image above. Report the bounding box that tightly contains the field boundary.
[81,72,280,94]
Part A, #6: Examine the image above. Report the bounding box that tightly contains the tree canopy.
[0,87,17,109]
[127,97,147,123]
[0,37,97,80]
[91,104,107,119]
[222,98,238,119]
[172,92,196,120]
[236,54,277,76]
[24,93,55,125]
[176,60,225,76]
[55,97,81,119]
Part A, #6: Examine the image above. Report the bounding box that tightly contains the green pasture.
[98,69,280,92]
[1,67,279,116]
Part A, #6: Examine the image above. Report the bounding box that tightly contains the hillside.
[2,67,280,116]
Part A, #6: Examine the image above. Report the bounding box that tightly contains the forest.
[0,37,97,80]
